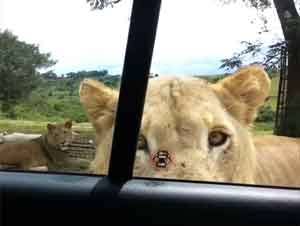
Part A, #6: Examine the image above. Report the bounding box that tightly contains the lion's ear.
[79,79,118,132]
[211,65,271,125]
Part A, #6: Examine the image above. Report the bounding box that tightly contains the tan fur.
[79,65,300,187]
[0,120,73,170]
[254,135,300,187]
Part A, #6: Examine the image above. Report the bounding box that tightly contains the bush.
[255,105,275,122]
[4,108,17,119]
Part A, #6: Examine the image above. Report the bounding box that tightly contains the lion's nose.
[151,150,173,168]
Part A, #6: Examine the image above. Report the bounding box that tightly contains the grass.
[0,119,95,135]
[0,120,48,134]
[270,75,280,97]
[267,75,279,110]
[252,122,274,135]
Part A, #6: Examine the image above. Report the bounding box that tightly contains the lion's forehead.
[145,77,221,108]
[141,78,234,139]
[146,77,215,99]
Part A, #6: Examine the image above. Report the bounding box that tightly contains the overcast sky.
[0,0,283,76]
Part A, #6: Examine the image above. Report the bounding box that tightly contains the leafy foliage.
[86,0,121,10]
[0,70,120,123]
[66,69,108,78]
[221,0,271,10]
[255,104,275,122]
[219,40,286,72]
[0,30,56,112]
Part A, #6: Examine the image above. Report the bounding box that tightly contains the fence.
[60,135,96,160]
[274,46,288,135]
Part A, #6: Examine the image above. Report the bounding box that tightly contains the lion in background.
[79,65,300,187]
[0,120,74,170]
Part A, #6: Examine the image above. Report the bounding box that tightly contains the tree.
[0,30,56,114]
[43,70,58,79]
[219,40,286,73]
[220,0,300,136]
[86,0,122,10]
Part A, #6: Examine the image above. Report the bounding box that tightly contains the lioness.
[0,120,74,170]
[79,65,300,187]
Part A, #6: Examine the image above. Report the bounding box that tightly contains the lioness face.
[135,79,248,182]
[79,66,270,184]
[46,120,73,147]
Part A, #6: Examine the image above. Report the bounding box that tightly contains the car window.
[0,0,133,175]
[1,0,300,191]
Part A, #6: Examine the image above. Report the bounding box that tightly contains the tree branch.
[86,0,122,10]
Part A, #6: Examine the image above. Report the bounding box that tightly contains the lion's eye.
[137,135,149,152]
[208,131,228,147]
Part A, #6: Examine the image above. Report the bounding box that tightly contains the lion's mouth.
[151,150,173,169]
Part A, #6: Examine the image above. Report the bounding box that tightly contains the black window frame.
[1,1,300,225]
